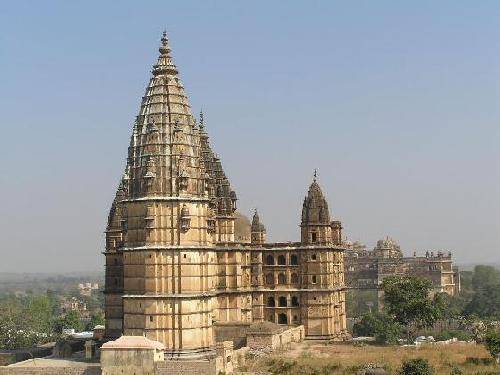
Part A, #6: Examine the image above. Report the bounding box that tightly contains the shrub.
[399,358,434,375]
[450,366,462,375]
[321,363,340,374]
[485,331,500,363]
[435,329,472,342]
[353,312,401,344]
[267,358,297,375]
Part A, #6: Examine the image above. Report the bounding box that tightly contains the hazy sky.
[0,1,498,272]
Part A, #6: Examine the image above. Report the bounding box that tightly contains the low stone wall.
[0,366,101,375]
[247,325,305,352]
[0,347,54,366]
[214,322,251,349]
[154,359,219,374]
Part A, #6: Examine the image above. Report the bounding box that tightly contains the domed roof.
[373,236,403,258]
[376,236,399,250]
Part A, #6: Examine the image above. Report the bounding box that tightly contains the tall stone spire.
[154,31,178,75]
[104,32,237,357]
[123,31,202,200]
[301,173,333,244]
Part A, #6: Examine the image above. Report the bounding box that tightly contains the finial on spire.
[313,169,318,182]
[199,109,204,129]
[159,30,171,56]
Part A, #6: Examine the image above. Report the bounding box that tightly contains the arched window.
[311,253,317,261]
[293,315,298,322]
[278,273,286,284]
[311,275,317,284]
[290,254,298,265]
[291,296,299,307]
[278,313,288,325]
[277,255,286,265]
[265,273,274,285]
[311,232,317,243]
[266,255,274,265]
[291,273,299,284]
[278,296,287,307]
[267,297,275,307]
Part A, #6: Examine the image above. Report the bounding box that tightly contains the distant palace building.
[104,33,347,358]
[344,236,460,297]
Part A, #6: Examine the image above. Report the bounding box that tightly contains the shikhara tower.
[104,32,347,358]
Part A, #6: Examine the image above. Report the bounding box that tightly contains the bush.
[485,331,500,363]
[353,312,401,344]
[434,329,472,342]
[267,358,297,374]
[450,366,462,375]
[399,358,434,375]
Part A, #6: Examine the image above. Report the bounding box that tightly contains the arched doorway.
[278,313,288,325]
[266,255,274,265]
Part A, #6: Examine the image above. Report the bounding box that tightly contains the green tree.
[464,284,500,319]
[55,310,83,333]
[432,292,466,319]
[85,311,105,331]
[485,331,500,364]
[382,276,443,341]
[471,265,500,291]
[353,312,401,344]
[399,358,434,375]
[346,290,378,317]
[0,295,57,350]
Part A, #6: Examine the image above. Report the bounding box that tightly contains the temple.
[344,236,461,300]
[103,32,348,358]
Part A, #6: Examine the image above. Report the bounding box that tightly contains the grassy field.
[239,341,499,374]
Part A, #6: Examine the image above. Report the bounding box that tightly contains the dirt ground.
[239,341,499,374]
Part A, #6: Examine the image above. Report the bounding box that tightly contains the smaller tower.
[301,172,332,245]
[251,209,266,245]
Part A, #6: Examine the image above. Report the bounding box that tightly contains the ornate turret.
[251,209,266,245]
[301,171,333,244]
[372,236,402,258]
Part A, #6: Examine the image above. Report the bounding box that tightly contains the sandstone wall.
[154,359,218,374]
[0,366,101,375]
[214,322,251,349]
[247,325,305,351]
